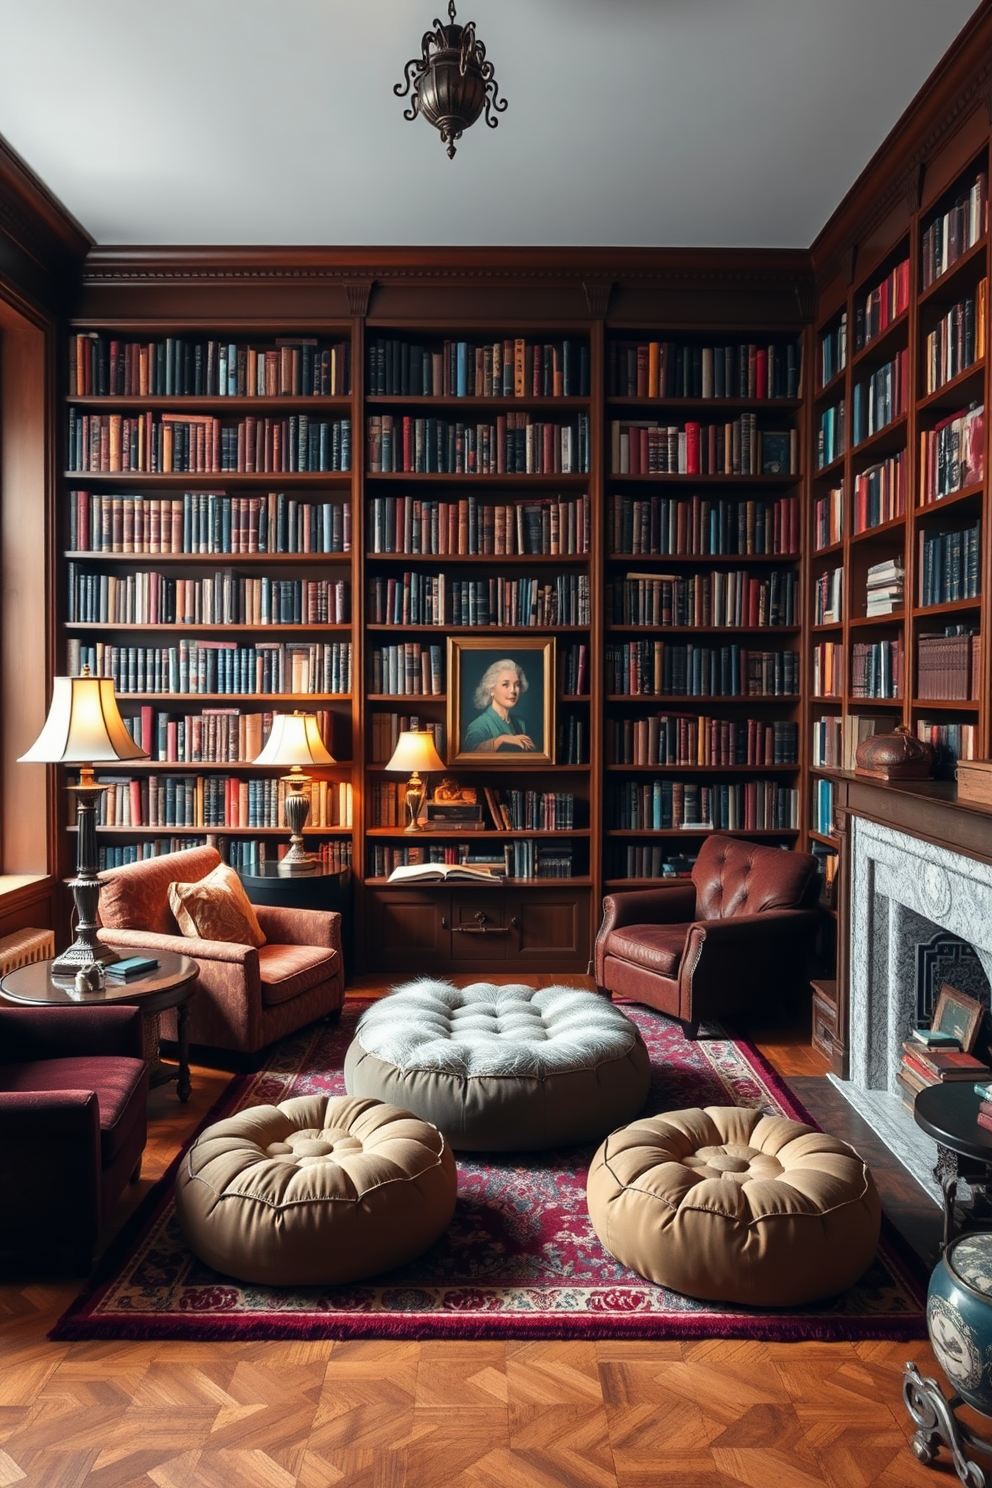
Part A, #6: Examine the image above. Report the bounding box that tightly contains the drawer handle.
[452,924,510,935]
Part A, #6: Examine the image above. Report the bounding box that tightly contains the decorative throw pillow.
[168,863,267,948]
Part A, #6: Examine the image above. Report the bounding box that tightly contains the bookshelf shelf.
[65,622,352,634]
[606,473,799,487]
[605,396,802,412]
[850,309,910,370]
[366,394,589,410]
[62,472,353,488]
[851,514,907,544]
[848,613,906,629]
[918,234,989,306]
[916,358,985,413]
[64,395,353,412]
[605,763,798,773]
[916,481,984,516]
[850,415,908,461]
[912,597,983,619]
[605,827,798,839]
[64,550,352,564]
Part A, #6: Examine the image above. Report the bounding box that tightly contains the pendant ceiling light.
[395,1,506,160]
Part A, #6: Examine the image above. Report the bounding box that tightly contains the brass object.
[855,726,934,781]
[395,1,507,159]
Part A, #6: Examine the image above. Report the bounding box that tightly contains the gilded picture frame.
[931,982,984,1054]
[447,637,555,765]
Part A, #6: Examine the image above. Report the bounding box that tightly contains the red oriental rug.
[51,999,927,1343]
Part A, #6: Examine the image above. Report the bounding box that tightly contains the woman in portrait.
[462,659,536,752]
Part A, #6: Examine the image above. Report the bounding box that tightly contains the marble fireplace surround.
[830,816,992,1205]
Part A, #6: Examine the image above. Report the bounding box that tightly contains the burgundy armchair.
[97,846,344,1056]
[595,835,820,1039]
[0,1004,148,1272]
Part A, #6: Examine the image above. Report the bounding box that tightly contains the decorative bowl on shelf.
[855,727,934,781]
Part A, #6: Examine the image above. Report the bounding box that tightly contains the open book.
[386,862,503,884]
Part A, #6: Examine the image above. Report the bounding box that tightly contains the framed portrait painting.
[447,637,555,764]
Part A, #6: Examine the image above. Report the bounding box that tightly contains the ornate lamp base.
[55,778,119,975]
[279,777,319,875]
[904,1362,991,1487]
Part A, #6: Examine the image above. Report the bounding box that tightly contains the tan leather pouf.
[175,1093,458,1285]
[587,1104,881,1306]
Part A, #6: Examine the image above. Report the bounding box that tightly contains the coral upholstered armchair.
[97,846,344,1056]
[595,835,820,1039]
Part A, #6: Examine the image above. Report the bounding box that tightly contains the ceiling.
[0,0,982,250]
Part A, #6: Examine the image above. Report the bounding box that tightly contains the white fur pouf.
[343,980,651,1151]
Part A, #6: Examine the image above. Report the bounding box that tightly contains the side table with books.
[914,1082,992,1251]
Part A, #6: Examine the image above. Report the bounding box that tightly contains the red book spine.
[685,422,701,475]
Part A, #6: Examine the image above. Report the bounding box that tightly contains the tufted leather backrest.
[98,845,223,935]
[691,835,817,920]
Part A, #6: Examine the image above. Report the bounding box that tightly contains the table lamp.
[252,711,336,875]
[18,668,149,974]
[384,728,446,832]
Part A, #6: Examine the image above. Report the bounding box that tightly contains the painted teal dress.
[463,705,530,752]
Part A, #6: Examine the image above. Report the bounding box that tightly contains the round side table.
[0,949,199,1102]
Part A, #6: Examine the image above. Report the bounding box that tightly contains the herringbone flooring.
[0,982,955,1486]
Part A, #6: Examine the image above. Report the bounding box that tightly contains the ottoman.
[344,978,651,1151]
[175,1093,457,1285]
[587,1104,881,1306]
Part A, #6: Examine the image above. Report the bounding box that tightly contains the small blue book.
[106,955,159,979]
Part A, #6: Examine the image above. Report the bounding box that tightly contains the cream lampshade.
[384,729,446,832]
[253,712,336,875]
[19,669,148,974]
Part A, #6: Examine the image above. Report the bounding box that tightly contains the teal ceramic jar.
[927,1232,992,1415]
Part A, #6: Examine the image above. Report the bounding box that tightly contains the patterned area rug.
[52,999,927,1342]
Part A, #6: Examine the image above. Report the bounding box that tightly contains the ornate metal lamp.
[385,729,446,832]
[395,1,507,159]
[252,712,336,876]
[18,668,148,974]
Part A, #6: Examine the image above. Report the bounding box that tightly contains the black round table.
[0,949,198,1102]
[914,1081,992,1250]
[239,863,352,967]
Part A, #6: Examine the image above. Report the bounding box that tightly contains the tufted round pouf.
[175,1093,458,1285]
[587,1104,881,1306]
[343,979,652,1152]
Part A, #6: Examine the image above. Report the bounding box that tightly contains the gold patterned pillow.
[168,863,267,948]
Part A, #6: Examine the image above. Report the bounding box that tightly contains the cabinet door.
[506,890,590,970]
[365,888,446,970]
[445,893,509,963]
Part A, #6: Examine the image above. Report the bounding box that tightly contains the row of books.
[609,780,798,832]
[67,639,352,697]
[606,339,801,400]
[917,627,980,700]
[814,486,843,550]
[91,775,354,830]
[67,490,352,556]
[607,494,800,557]
[819,314,848,389]
[606,715,798,768]
[818,401,845,469]
[918,522,981,606]
[852,349,908,446]
[811,713,889,771]
[368,494,591,556]
[606,569,797,629]
[604,643,799,698]
[67,411,352,475]
[482,788,577,831]
[559,712,588,765]
[613,847,697,879]
[812,641,842,698]
[96,837,353,872]
[812,778,835,837]
[923,278,986,394]
[851,638,904,698]
[118,706,336,765]
[865,557,904,617]
[917,719,977,776]
[368,712,444,764]
[67,568,350,627]
[610,418,796,477]
[69,333,352,399]
[561,643,589,697]
[919,403,985,503]
[897,1026,990,1110]
[811,843,839,905]
[365,572,590,629]
[814,567,843,626]
[854,258,910,352]
[920,170,988,290]
[854,451,906,534]
[366,336,589,399]
[366,413,590,475]
[370,643,444,697]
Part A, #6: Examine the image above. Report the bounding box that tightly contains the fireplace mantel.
[824,772,992,1079]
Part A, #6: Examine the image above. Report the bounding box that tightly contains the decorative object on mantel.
[957,759,992,809]
[395,0,507,159]
[18,667,148,974]
[855,726,934,781]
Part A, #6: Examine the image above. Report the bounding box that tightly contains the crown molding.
[0,133,91,280]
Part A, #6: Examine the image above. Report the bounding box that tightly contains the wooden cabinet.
[365,884,591,973]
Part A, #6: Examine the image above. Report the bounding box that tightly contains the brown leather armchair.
[97,846,344,1057]
[595,835,820,1039]
[0,1004,148,1272]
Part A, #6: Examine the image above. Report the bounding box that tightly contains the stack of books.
[865,557,904,616]
[896,1026,991,1109]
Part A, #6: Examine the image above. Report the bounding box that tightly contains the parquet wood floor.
[0,980,953,1487]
